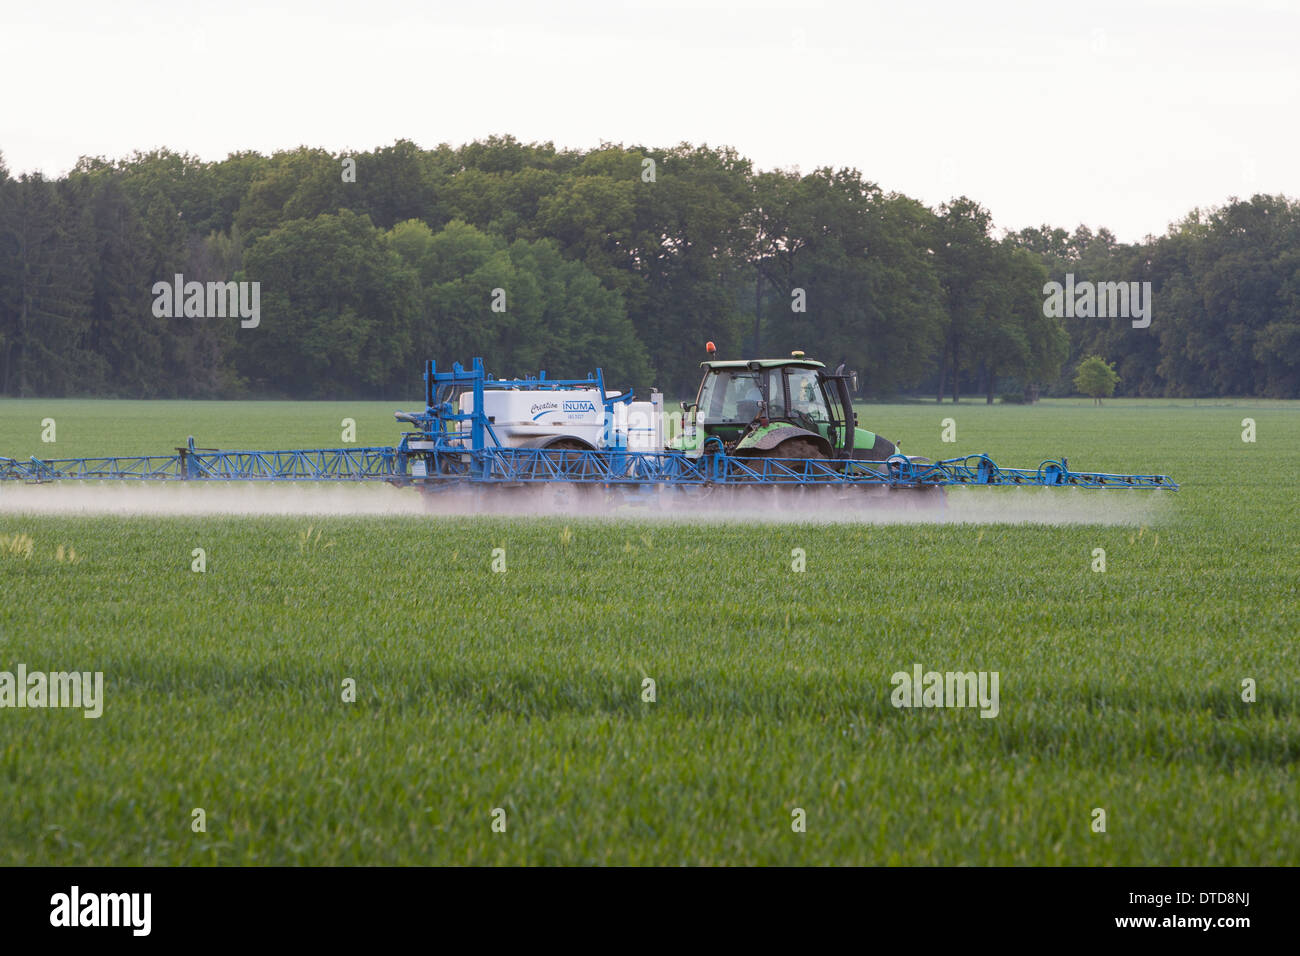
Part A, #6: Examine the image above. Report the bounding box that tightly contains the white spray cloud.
[0,482,1168,526]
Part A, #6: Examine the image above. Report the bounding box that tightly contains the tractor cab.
[676,348,897,462]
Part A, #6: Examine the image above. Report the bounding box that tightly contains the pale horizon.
[3,0,1296,243]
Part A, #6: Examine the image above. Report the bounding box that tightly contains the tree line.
[0,137,1296,400]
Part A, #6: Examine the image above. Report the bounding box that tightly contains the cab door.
[818,372,854,458]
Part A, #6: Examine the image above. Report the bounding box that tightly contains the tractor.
[672,345,898,464]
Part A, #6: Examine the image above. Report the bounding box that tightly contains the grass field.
[1,398,1297,864]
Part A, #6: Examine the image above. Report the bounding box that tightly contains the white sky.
[2,0,1296,242]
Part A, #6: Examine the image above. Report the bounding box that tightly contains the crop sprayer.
[0,348,1178,503]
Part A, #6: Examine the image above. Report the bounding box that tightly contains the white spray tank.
[626,392,663,451]
[460,387,611,448]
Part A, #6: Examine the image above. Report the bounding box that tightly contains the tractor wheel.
[763,437,829,479]
[771,438,828,461]
[733,437,827,481]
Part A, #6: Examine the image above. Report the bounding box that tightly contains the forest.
[1,136,1296,400]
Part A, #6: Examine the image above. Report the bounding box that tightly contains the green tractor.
[671,348,898,463]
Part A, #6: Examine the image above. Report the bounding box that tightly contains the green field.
[1,398,1297,864]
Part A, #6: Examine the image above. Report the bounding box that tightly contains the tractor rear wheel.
[758,437,829,479]
[770,438,827,461]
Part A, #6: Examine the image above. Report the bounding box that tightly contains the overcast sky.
[2,0,1296,242]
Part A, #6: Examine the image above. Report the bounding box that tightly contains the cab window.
[699,370,763,422]
[785,368,829,422]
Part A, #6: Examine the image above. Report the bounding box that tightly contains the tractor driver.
[786,369,827,422]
